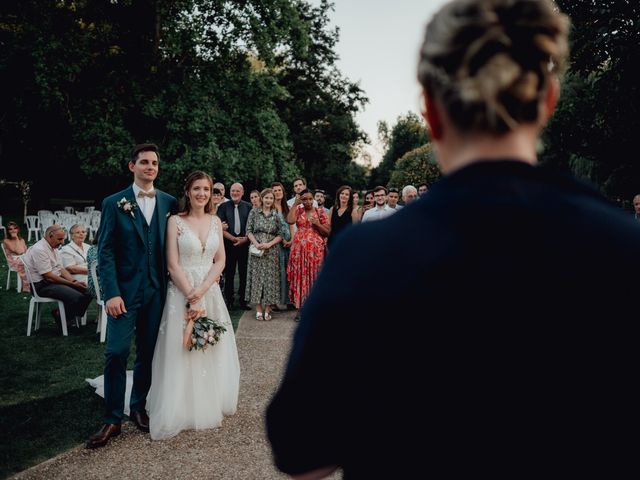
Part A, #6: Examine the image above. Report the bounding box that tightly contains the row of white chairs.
[27,210,101,242]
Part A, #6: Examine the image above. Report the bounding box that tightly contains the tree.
[273,0,369,194]
[369,112,429,187]
[0,0,367,208]
[388,144,441,190]
[541,1,640,200]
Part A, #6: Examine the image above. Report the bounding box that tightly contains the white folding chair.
[84,206,95,214]
[64,206,75,214]
[0,215,6,238]
[91,263,107,343]
[25,215,40,242]
[38,214,55,238]
[88,213,101,241]
[1,243,22,292]
[21,257,69,336]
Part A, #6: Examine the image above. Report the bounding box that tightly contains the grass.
[0,254,244,479]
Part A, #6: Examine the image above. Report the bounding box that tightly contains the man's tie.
[137,190,156,198]
[234,204,241,235]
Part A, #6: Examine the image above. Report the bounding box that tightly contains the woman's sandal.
[264,312,272,321]
[256,311,264,321]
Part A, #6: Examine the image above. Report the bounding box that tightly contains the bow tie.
[137,190,156,198]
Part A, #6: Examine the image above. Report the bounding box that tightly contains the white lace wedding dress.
[146,215,240,440]
[86,215,240,439]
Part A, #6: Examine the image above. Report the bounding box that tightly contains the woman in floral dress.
[245,188,282,321]
[286,189,330,321]
[272,182,293,309]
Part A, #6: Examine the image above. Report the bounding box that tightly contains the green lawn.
[0,257,243,479]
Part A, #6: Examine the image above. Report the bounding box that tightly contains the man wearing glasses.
[361,186,395,222]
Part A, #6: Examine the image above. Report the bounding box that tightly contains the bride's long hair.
[182,171,215,214]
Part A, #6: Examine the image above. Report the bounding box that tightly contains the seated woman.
[2,221,30,292]
[286,189,330,321]
[60,223,90,283]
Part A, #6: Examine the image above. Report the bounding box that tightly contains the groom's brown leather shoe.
[130,411,150,433]
[85,423,121,449]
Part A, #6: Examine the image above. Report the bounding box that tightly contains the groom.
[86,143,178,449]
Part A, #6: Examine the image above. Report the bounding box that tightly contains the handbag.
[249,244,264,257]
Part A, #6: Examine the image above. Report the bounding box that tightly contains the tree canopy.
[369,112,429,188]
[0,0,367,207]
[388,144,441,190]
[542,0,640,200]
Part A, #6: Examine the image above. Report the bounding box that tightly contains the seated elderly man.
[60,223,90,283]
[23,224,92,331]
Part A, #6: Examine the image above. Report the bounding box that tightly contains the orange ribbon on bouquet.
[182,304,206,349]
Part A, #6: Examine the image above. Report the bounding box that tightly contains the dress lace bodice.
[175,215,219,271]
[170,215,219,294]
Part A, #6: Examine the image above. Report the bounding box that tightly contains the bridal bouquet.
[183,305,226,352]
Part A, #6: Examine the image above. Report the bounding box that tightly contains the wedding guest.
[402,185,418,205]
[250,189,262,209]
[217,183,252,310]
[352,190,360,207]
[60,223,91,283]
[387,187,402,210]
[417,182,428,196]
[269,1,639,477]
[361,186,395,222]
[23,224,92,330]
[286,189,330,321]
[246,188,282,321]
[2,221,29,292]
[314,189,330,215]
[287,177,318,208]
[214,182,230,203]
[272,182,293,309]
[211,187,224,214]
[328,185,358,248]
[355,190,374,222]
[633,194,640,220]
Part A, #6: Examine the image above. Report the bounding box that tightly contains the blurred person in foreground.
[266,1,640,478]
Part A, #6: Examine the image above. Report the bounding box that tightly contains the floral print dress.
[287,207,328,309]
[245,208,282,305]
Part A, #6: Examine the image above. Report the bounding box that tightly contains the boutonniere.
[117,197,138,218]
[166,212,171,218]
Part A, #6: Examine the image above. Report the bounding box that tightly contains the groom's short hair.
[131,143,160,163]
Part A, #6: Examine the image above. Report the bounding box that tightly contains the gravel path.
[13,309,340,479]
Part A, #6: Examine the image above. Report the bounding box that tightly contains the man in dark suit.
[216,182,252,310]
[266,0,640,477]
[87,143,178,448]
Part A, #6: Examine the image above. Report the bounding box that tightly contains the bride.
[146,170,240,440]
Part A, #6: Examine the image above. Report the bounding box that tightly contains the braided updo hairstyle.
[418,0,569,134]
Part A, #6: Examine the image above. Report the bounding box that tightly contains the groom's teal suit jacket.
[97,186,178,305]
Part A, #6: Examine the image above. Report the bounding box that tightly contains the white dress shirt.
[22,238,63,283]
[361,204,396,223]
[132,183,156,225]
